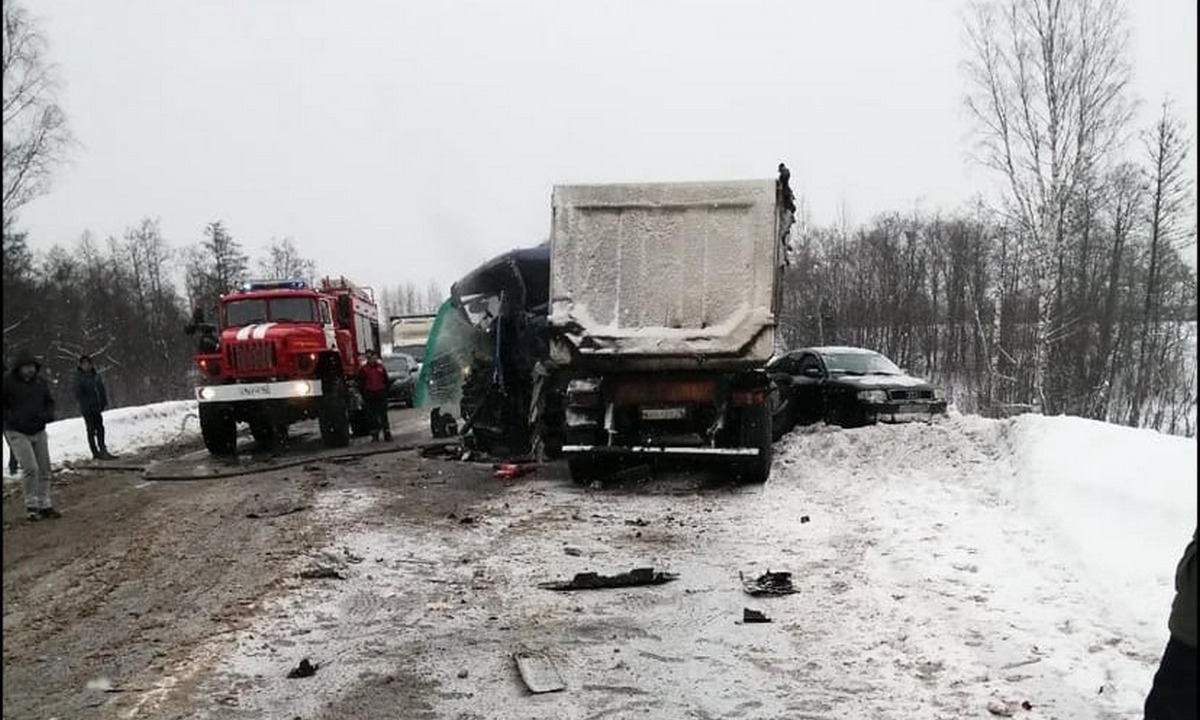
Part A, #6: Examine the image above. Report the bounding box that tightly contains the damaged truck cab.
[549,176,789,483]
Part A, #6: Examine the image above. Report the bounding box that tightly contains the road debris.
[800,515,811,524]
[494,463,536,480]
[624,518,651,527]
[286,658,319,679]
[298,565,344,580]
[514,651,566,693]
[743,608,772,623]
[457,669,469,679]
[563,546,583,557]
[740,570,798,596]
[538,567,678,591]
[245,504,309,520]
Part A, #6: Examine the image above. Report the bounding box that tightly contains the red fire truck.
[192,277,381,455]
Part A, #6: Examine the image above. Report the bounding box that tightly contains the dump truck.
[550,172,790,483]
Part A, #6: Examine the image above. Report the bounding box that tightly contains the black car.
[383,353,419,407]
[766,346,946,434]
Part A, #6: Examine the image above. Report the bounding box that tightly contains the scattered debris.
[430,408,459,438]
[624,518,651,527]
[298,565,344,580]
[800,515,810,524]
[514,651,566,694]
[741,570,798,596]
[539,567,678,591]
[286,658,319,679]
[743,608,772,623]
[563,546,583,557]
[495,463,536,480]
[457,669,469,679]
[341,547,364,564]
[986,698,1031,716]
[245,505,309,520]
[1021,701,1033,711]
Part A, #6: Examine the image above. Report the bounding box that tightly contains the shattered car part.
[740,570,798,596]
[286,658,319,679]
[513,650,566,694]
[538,567,678,591]
[743,608,772,623]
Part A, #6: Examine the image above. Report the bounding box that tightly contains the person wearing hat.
[1,350,59,521]
[72,355,115,460]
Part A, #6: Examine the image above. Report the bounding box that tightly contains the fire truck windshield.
[224,298,318,327]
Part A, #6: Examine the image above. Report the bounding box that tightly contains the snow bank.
[1002,414,1197,647]
[771,413,1195,716]
[3,400,199,473]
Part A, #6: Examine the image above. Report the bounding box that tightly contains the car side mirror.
[803,367,822,379]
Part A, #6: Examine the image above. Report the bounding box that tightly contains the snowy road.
[4,412,1194,719]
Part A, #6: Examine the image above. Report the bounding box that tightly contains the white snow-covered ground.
[117,411,1195,720]
[2,400,199,475]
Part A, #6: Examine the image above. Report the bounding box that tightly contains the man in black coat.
[1,351,60,521]
[72,355,115,460]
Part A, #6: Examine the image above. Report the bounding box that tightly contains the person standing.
[1144,529,1197,719]
[357,349,391,441]
[1,351,59,521]
[2,361,18,476]
[72,355,115,460]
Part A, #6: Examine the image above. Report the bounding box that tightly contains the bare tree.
[1,1,73,222]
[256,236,317,282]
[963,0,1136,412]
[1129,101,1194,426]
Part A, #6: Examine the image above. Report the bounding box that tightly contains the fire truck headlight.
[292,381,313,396]
[198,387,216,401]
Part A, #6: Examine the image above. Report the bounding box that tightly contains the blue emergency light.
[243,278,309,291]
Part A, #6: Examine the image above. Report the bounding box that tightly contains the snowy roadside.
[116,411,1195,719]
[2,400,200,480]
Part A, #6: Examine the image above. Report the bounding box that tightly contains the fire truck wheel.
[199,404,237,456]
[319,376,351,448]
[250,421,277,450]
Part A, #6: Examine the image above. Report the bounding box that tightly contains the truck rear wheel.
[732,404,773,484]
[319,376,351,448]
[200,404,238,456]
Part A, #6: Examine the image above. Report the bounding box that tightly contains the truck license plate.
[642,407,686,421]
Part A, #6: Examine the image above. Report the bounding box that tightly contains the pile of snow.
[3,400,199,475]
[771,413,1195,717]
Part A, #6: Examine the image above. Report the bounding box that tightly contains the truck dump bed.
[549,179,780,370]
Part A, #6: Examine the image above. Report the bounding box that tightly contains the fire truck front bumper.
[196,380,324,403]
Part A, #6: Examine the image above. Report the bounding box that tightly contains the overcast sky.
[15,0,1199,292]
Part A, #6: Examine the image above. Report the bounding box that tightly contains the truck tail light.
[730,389,766,406]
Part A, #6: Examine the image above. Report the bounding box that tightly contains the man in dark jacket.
[2,362,18,476]
[358,349,391,441]
[72,355,115,460]
[1145,529,1197,719]
[1,351,60,521]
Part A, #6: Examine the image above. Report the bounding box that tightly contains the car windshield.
[821,352,902,376]
[224,297,317,327]
[384,356,411,374]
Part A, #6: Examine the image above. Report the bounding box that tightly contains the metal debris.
[286,658,319,679]
[740,570,798,596]
[743,608,772,623]
[513,651,565,693]
[538,567,678,591]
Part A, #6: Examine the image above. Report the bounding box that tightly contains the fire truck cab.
[193,277,381,455]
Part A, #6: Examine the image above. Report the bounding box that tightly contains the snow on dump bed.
[550,179,779,365]
[2,400,198,474]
